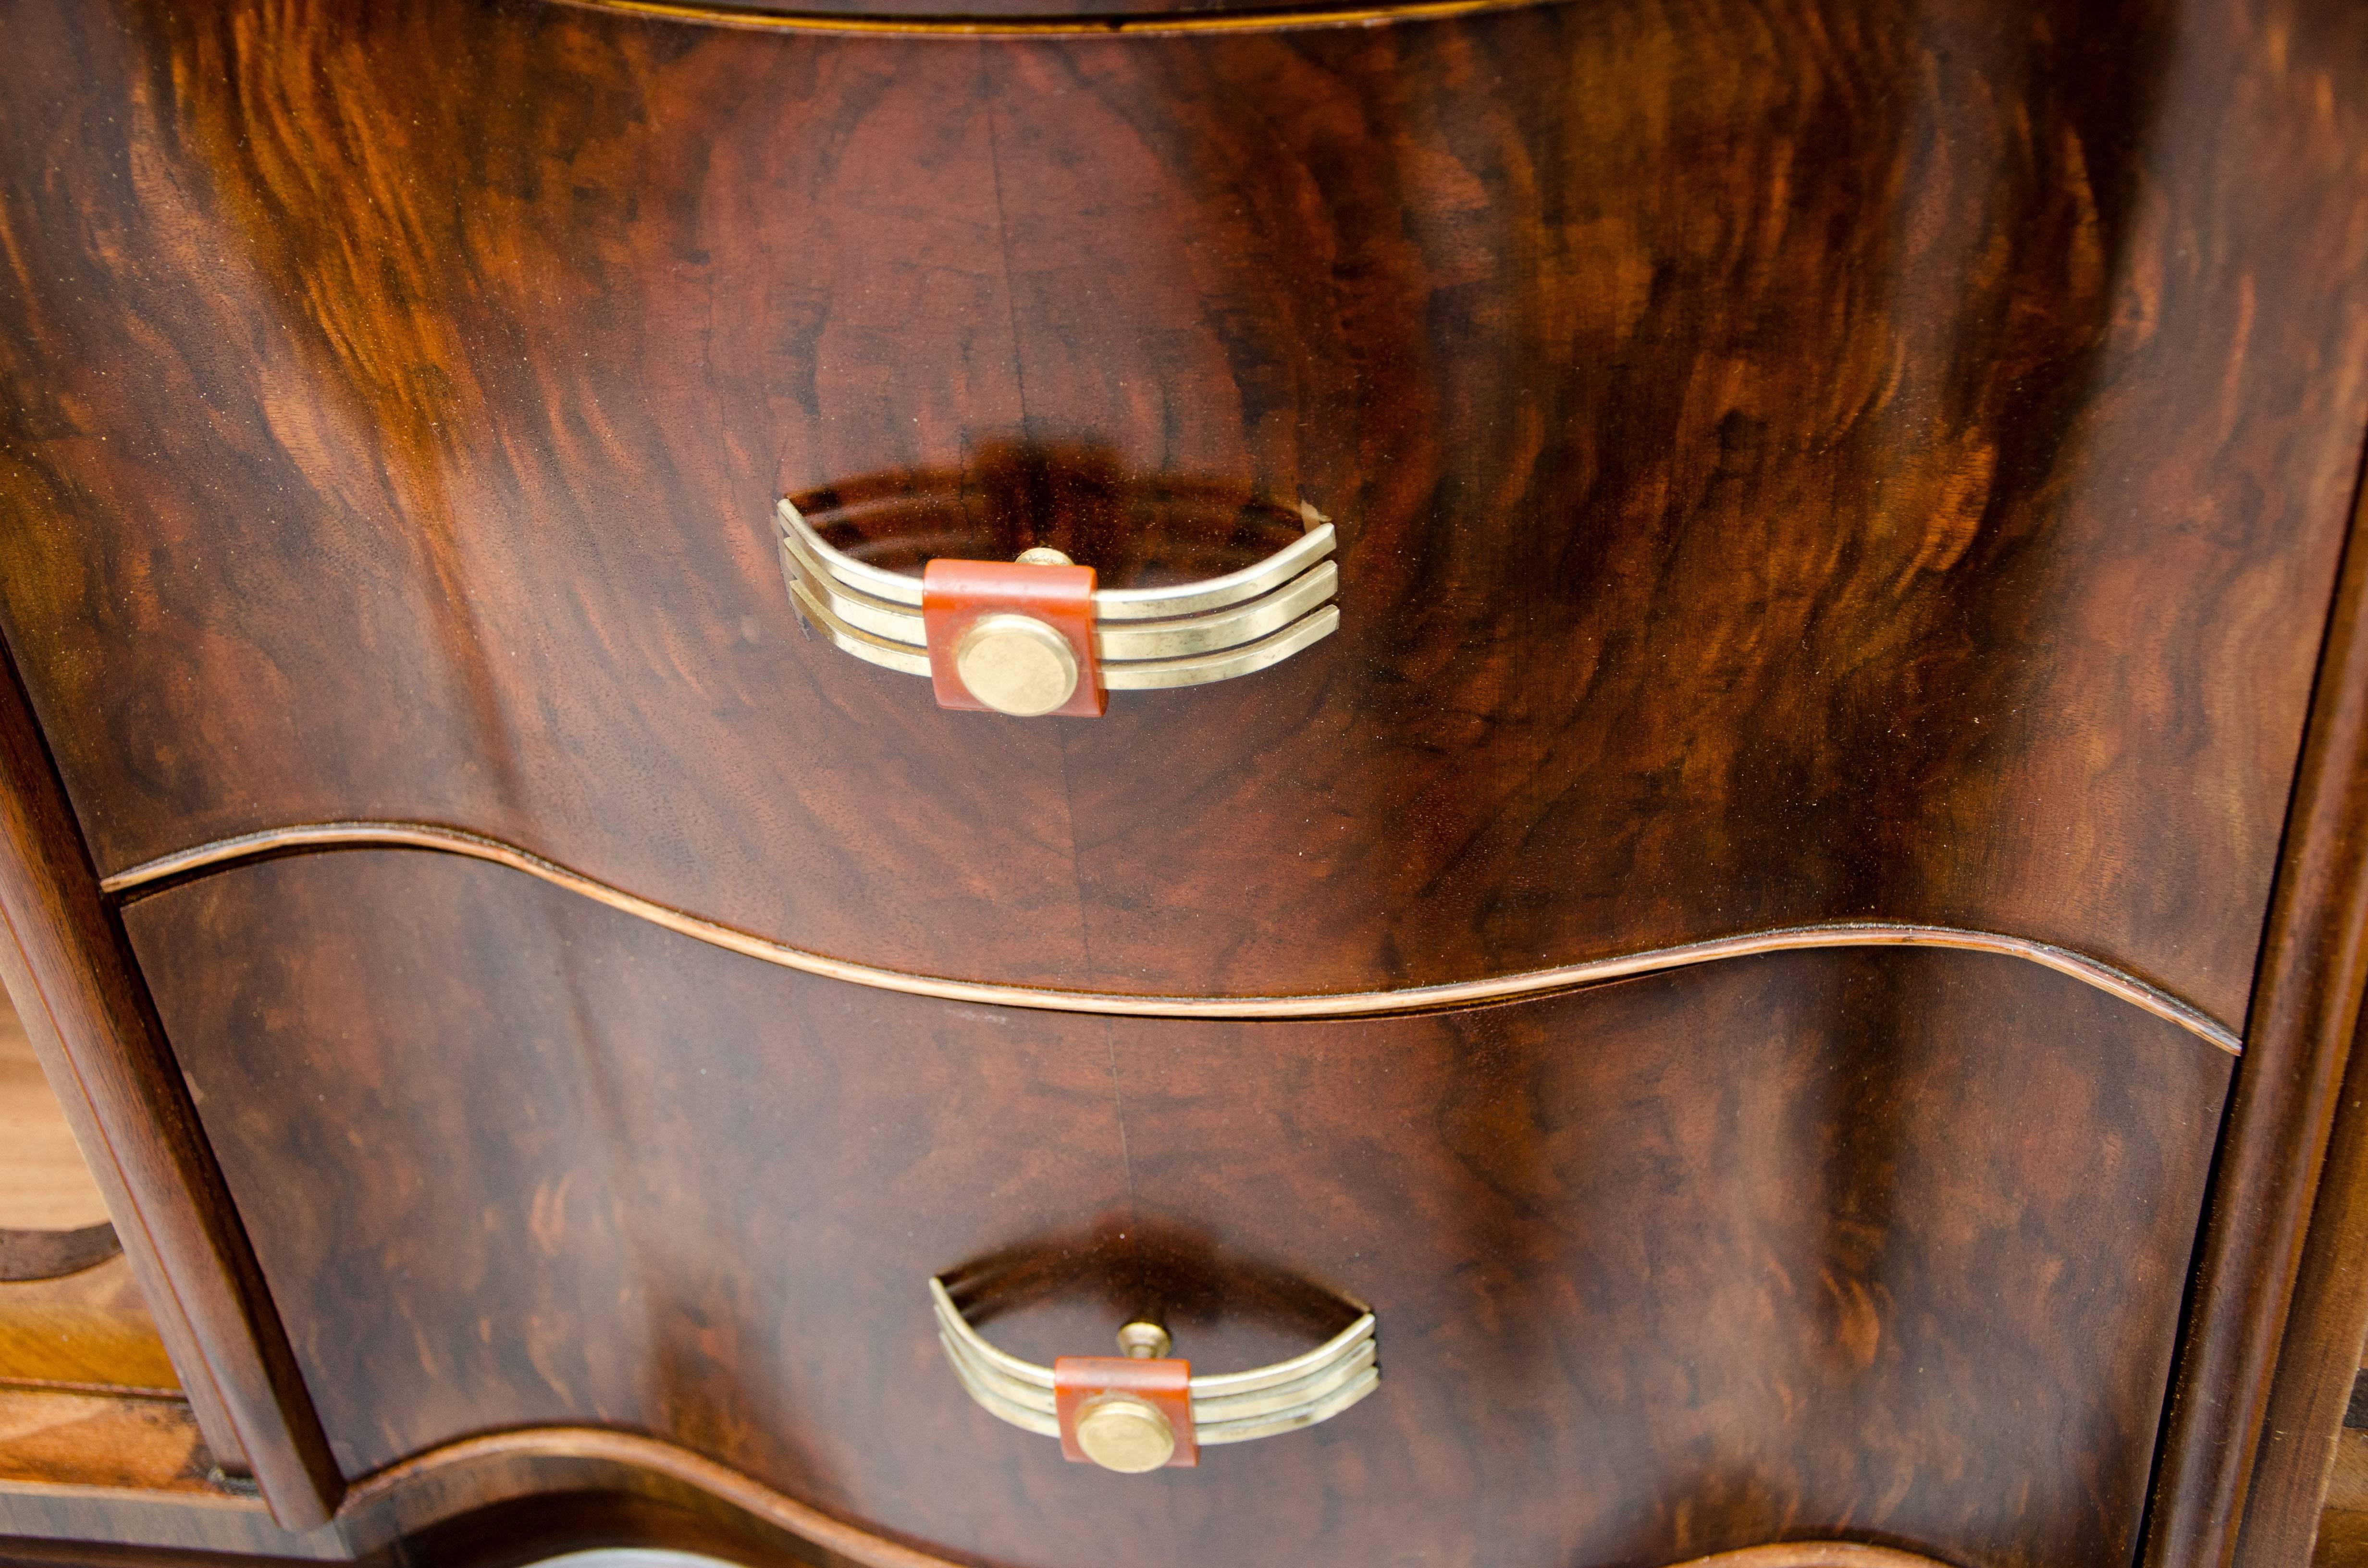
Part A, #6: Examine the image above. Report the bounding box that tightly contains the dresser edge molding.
[0,639,343,1531]
[2146,422,2368,1568]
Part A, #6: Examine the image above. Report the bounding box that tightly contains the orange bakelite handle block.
[1053,1355,1197,1467]
[920,558,1104,717]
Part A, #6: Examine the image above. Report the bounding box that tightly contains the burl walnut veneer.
[0,0,2366,1563]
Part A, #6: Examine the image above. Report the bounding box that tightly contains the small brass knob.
[1073,1393,1176,1473]
[952,613,1079,717]
[1117,1322,1172,1359]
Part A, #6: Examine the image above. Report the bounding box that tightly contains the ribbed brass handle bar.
[777,497,1342,712]
[928,1277,1379,1471]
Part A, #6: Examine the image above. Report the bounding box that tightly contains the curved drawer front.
[8,0,2367,1020]
[124,848,2231,1568]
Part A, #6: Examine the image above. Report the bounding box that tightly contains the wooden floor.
[0,986,178,1402]
[0,1003,110,1236]
[0,983,261,1554]
[0,989,173,1398]
[2321,1375,2368,1566]
[0,990,176,1397]
[0,980,287,1550]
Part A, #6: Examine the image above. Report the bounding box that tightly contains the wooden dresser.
[2,0,2368,1564]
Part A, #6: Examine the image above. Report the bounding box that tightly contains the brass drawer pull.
[777,497,1341,716]
[928,1276,1380,1471]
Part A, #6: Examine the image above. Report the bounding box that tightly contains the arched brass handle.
[928,1277,1380,1472]
[777,498,1342,716]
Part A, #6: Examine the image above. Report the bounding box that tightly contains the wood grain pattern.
[340,1430,981,1568]
[2233,996,2368,1568]
[365,1489,867,1568]
[337,1428,1972,1568]
[0,650,335,1524]
[3,0,2364,1022]
[0,1488,1956,1568]
[2148,451,2368,1568]
[562,0,1535,27]
[0,993,111,1237]
[2328,1433,2368,1515]
[0,1502,341,1566]
[123,847,2232,1568]
[0,1259,178,1400]
[2321,1510,2368,1568]
[0,1391,215,1499]
[100,820,2245,1048]
[0,1233,120,1292]
[339,1426,1967,1568]
[0,1540,331,1568]
[0,1397,350,1564]
[0,963,159,1397]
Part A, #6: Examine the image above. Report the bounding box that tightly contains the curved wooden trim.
[333,1424,1955,1568]
[0,1221,121,1283]
[335,1429,974,1566]
[101,821,2241,1052]
[552,0,1548,39]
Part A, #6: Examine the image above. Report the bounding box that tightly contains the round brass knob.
[952,613,1079,717]
[1073,1393,1176,1473]
[1116,1321,1172,1359]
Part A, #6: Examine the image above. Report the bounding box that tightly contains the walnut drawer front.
[1,0,2363,1026]
[122,846,2229,1568]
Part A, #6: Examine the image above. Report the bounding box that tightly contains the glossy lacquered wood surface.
[0,0,2362,1023]
[558,0,1523,25]
[0,649,336,1524]
[2160,461,2368,1568]
[124,848,2231,1568]
[2231,1000,2368,1568]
